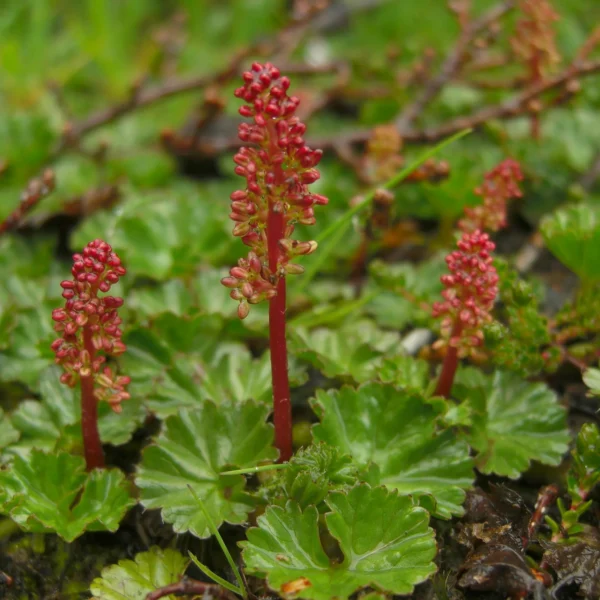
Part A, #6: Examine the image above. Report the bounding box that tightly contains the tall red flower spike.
[51,239,129,470]
[459,159,524,233]
[432,230,499,398]
[222,63,328,462]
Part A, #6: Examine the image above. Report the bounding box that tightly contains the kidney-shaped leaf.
[454,370,569,478]
[242,484,437,600]
[90,547,189,600]
[0,451,133,542]
[1,367,146,462]
[541,204,600,281]
[292,321,402,383]
[311,383,473,518]
[136,399,277,538]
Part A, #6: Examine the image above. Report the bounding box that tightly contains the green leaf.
[0,112,56,184]
[71,183,238,281]
[569,423,600,501]
[583,367,600,397]
[0,451,134,542]
[377,354,430,390]
[201,347,306,406]
[121,316,222,416]
[242,484,437,599]
[263,444,360,510]
[128,279,194,319]
[454,371,570,478]
[292,321,401,383]
[367,256,445,329]
[0,304,55,390]
[136,399,277,538]
[123,315,304,415]
[540,204,600,281]
[1,367,146,461]
[90,547,189,600]
[294,128,471,294]
[311,383,473,518]
[0,408,19,450]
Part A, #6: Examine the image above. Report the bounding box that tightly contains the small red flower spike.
[433,230,499,398]
[459,159,524,233]
[511,0,561,76]
[51,239,129,470]
[511,0,561,138]
[222,63,328,462]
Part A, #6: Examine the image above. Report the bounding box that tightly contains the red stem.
[434,320,463,398]
[267,207,292,462]
[81,326,104,470]
[265,118,292,463]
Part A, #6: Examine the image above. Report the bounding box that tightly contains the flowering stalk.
[51,239,129,471]
[511,0,561,138]
[433,231,499,398]
[222,63,328,462]
[459,159,523,233]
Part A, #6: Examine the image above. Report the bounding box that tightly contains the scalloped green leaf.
[123,315,304,416]
[0,304,55,390]
[583,367,600,397]
[454,371,570,478]
[311,383,473,518]
[136,399,277,538]
[128,279,195,319]
[540,204,600,281]
[367,256,445,329]
[1,367,146,461]
[0,408,19,450]
[242,484,437,599]
[377,354,430,390]
[0,450,134,542]
[90,546,189,600]
[291,321,402,383]
[71,183,238,281]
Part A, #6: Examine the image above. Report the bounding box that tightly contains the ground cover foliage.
[0,1,599,599]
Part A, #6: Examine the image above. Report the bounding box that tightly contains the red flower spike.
[433,231,499,398]
[223,63,329,463]
[51,239,129,470]
[459,159,524,233]
[223,62,327,320]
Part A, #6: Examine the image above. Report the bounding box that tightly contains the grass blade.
[187,485,248,599]
[294,128,472,295]
[289,292,378,328]
[220,463,291,476]
[187,551,244,596]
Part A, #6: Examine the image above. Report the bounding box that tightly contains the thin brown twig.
[145,577,238,600]
[304,56,600,151]
[0,169,56,235]
[407,57,600,143]
[53,6,333,158]
[395,0,516,131]
[56,60,241,155]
